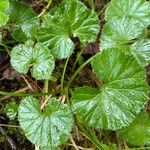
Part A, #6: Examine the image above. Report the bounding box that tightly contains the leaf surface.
[38,0,99,59]
[5,102,18,120]
[130,39,150,66]
[118,112,150,145]
[11,41,55,80]
[19,96,73,147]
[105,0,150,26]
[0,0,9,27]
[8,1,39,42]
[72,48,148,130]
[100,16,144,50]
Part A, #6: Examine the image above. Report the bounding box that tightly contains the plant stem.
[0,44,11,55]
[40,79,49,109]
[76,117,105,150]
[38,0,52,17]
[0,124,20,128]
[67,56,94,88]
[64,54,104,149]
[61,56,70,93]
[72,48,84,71]
[44,79,49,99]
[124,147,150,150]
[0,90,49,97]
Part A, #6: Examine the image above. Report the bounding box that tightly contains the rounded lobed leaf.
[100,16,144,50]
[105,0,150,26]
[0,0,9,27]
[5,102,18,120]
[18,96,74,147]
[38,0,99,59]
[130,39,150,67]
[72,48,148,130]
[8,1,39,42]
[118,112,150,145]
[10,41,55,80]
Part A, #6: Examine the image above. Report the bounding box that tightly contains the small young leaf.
[8,1,39,42]
[105,0,150,26]
[5,102,18,120]
[100,16,144,50]
[0,0,9,27]
[10,41,55,80]
[72,48,148,130]
[38,0,99,59]
[118,112,150,145]
[18,96,73,147]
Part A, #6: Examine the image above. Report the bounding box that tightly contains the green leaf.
[18,96,73,147]
[72,48,148,130]
[0,0,9,27]
[130,39,150,66]
[101,16,150,66]
[118,112,150,145]
[8,1,39,42]
[10,41,55,80]
[5,102,18,120]
[105,0,150,26]
[100,16,144,50]
[38,0,99,59]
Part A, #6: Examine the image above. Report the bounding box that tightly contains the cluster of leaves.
[1,0,150,149]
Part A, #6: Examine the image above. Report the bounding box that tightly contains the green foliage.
[72,48,148,130]
[1,0,150,149]
[101,16,144,50]
[38,0,100,59]
[0,0,9,27]
[118,112,150,145]
[101,0,150,67]
[5,102,18,120]
[8,1,39,42]
[10,41,55,80]
[18,96,73,148]
[105,0,150,26]
[130,39,150,66]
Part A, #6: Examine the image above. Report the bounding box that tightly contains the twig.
[116,132,122,150]
[69,135,79,150]
[32,0,43,7]
[0,126,17,150]
[40,94,52,110]
[67,143,95,150]
[0,124,20,128]
[22,75,35,92]
[38,0,52,17]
